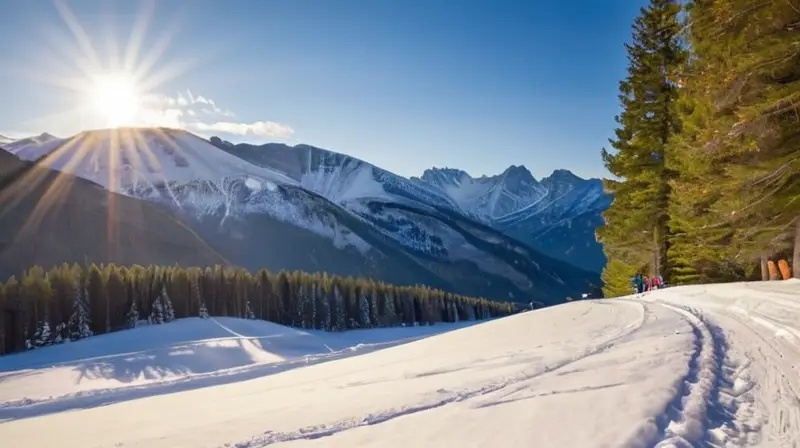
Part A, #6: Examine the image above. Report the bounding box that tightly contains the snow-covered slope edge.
[0,317,476,412]
[4,280,798,447]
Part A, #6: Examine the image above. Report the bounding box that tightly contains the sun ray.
[53,0,103,75]
[130,24,176,86]
[124,0,156,74]
[2,0,220,261]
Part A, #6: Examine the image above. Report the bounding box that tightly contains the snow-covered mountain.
[0,129,599,304]
[415,165,548,221]
[211,140,610,273]
[2,132,59,153]
[416,166,611,272]
[0,134,13,146]
[209,137,459,213]
[5,128,295,196]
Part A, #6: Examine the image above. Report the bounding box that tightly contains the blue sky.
[0,0,646,180]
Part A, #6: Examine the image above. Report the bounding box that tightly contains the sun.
[88,74,142,128]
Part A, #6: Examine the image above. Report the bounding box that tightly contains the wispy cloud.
[188,121,295,139]
[140,89,292,140]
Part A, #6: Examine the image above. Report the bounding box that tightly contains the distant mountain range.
[413,166,610,272]
[0,128,609,305]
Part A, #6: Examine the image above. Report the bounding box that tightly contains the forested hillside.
[599,0,799,296]
[0,263,513,356]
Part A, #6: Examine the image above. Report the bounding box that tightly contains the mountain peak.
[418,167,471,186]
[501,164,535,181]
[497,164,538,193]
[542,169,584,185]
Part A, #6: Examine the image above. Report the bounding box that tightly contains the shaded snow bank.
[0,317,476,411]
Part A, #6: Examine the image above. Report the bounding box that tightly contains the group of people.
[631,273,665,295]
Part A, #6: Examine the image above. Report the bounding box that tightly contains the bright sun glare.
[89,74,142,128]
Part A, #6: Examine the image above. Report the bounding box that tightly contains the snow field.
[0,299,698,447]
[0,280,797,447]
[0,317,476,416]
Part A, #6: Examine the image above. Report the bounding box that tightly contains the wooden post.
[768,260,779,280]
[761,256,769,281]
[778,260,791,280]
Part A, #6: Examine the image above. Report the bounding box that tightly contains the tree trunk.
[653,225,661,276]
[793,218,800,279]
[761,256,769,281]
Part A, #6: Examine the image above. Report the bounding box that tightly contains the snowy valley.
[1,280,798,447]
[0,129,603,304]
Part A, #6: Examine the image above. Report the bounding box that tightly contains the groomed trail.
[0,280,797,447]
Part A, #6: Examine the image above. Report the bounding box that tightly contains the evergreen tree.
[35,321,52,347]
[86,265,109,335]
[191,274,202,317]
[149,295,164,325]
[597,0,686,295]
[295,283,307,328]
[126,300,140,329]
[357,288,371,329]
[54,323,66,344]
[368,286,379,328]
[68,279,93,341]
[322,292,332,331]
[308,282,318,330]
[669,0,800,278]
[383,290,397,327]
[161,286,175,323]
[199,302,210,319]
[332,284,346,331]
[245,300,256,320]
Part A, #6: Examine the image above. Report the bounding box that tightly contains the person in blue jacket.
[631,273,644,295]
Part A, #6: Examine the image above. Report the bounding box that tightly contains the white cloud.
[189,121,294,139]
[139,90,292,140]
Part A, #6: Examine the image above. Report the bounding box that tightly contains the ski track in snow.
[642,282,800,448]
[226,301,650,447]
[0,325,459,422]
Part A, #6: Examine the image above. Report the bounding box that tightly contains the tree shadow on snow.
[0,329,448,423]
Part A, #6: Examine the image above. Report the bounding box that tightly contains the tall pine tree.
[598,0,686,295]
[667,0,800,282]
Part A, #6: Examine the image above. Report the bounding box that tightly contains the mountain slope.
[0,150,229,278]
[0,130,599,304]
[418,167,611,272]
[5,281,798,447]
[416,165,548,221]
[207,138,599,301]
[209,138,458,212]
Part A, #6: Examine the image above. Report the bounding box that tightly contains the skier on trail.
[631,273,644,295]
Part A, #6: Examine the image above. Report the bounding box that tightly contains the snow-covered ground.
[0,280,798,447]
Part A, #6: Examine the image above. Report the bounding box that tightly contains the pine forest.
[599,0,800,296]
[0,263,514,356]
